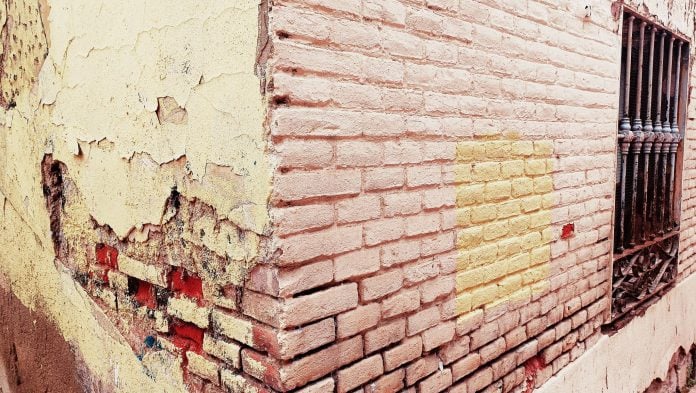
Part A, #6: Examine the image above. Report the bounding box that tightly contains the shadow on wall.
[0,285,85,393]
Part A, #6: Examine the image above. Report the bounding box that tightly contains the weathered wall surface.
[539,0,696,391]
[0,0,271,392]
[3,0,696,392]
[538,271,696,393]
[236,0,696,392]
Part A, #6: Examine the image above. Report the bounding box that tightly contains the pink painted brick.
[422,141,456,161]
[419,369,453,393]
[365,217,405,246]
[382,288,421,318]
[465,366,493,392]
[383,191,422,217]
[364,167,405,191]
[384,141,423,164]
[382,239,421,267]
[272,107,403,137]
[422,321,455,351]
[337,303,381,339]
[294,378,335,393]
[283,284,358,328]
[455,309,484,336]
[403,259,439,284]
[360,269,404,301]
[408,306,441,335]
[336,141,384,168]
[407,165,443,187]
[276,140,333,169]
[277,318,336,359]
[337,355,384,393]
[405,213,441,236]
[479,337,506,364]
[363,0,407,25]
[384,336,423,371]
[337,195,381,224]
[373,368,406,392]
[423,187,457,209]
[421,231,455,256]
[382,27,426,59]
[365,318,406,354]
[406,355,440,386]
[420,274,455,303]
[276,260,334,297]
[451,353,481,381]
[274,204,334,236]
[384,88,424,112]
[274,169,361,202]
[334,248,380,281]
[438,335,471,365]
[280,225,362,265]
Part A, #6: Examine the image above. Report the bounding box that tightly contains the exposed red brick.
[134,280,157,309]
[171,322,205,354]
[170,268,204,303]
[95,243,118,269]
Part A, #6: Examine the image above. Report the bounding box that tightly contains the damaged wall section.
[0,0,273,392]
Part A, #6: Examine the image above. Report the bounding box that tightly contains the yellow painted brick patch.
[455,137,553,315]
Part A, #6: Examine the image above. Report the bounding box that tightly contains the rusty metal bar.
[663,36,675,132]
[620,16,635,133]
[641,136,654,242]
[617,135,633,252]
[671,41,683,133]
[659,138,670,234]
[652,137,664,238]
[665,41,683,232]
[644,27,656,132]
[629,137,643,246]
[633,22,647,131]
[654,31,666,133]
[667,138,678,231]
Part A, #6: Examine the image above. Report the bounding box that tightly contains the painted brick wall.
[224,1,695,393]
[678,63,696,279]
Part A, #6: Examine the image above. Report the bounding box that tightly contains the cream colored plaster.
[539,272,696,393]
[2,0,270,239]
[0,0,268,391]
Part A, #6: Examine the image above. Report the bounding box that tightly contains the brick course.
[126,0,696,392]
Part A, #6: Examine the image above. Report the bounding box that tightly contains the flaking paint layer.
[0,0,270,391]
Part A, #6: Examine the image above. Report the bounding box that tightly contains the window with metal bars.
[611,10,690,325]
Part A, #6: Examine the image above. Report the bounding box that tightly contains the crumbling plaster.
[2,0,270,239]
[0,0,270,391]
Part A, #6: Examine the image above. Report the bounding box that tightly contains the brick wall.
[197,1,696,392]
[678,62,696,278]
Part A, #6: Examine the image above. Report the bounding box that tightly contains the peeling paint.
[0,0,270,391]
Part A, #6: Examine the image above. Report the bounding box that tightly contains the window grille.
[611,11,689,323]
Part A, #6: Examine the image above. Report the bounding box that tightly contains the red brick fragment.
[95,243,119,269]
[561,223,574,239]
[171,321,205,354]
[134,280,157,309]
[523,355,546,393]
[170,268,204,303]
